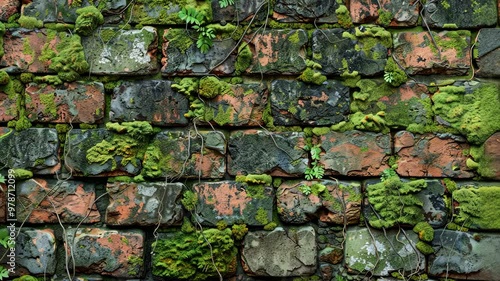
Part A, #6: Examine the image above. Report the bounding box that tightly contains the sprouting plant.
[298,184,312,195]
[383,71,394,84]
[381,168,397,182]
[219,0,235,8]
[304,144,325,180]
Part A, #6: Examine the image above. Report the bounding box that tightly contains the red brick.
[395,131,474,178]
[25,82,105,123]
[0,0,19,21]
[350,0,419,26]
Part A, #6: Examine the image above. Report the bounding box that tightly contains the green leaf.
[219,0,234,8]
[0,266,8,279]
[0,174,4,184]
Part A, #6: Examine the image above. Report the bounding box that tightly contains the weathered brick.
[0,89,18,122]
[142,129,226,179]
[422,0,497,28]
[131,0,192,25]
[270,80,350,126]
[16,228,56,275]
[472,132,500,179]
[212,0,267,23]
[83,27,159,75]
[312,27,391,76]
[65,128,145,176]
[106,181,183,226]
[110,80,189,125]
[277,180,361,225]
[69,228,144,278]
[161,29,237,76]
[0,128,60,174]
[395,131,474,178]
[17,178,101,224]
[0,29,57,73]
[475,28,500,77]
[242,227,316,276]
[429,230,500,280]
[393,31,471,75]
[350,0,419,26]
[273,0,340,23]
[452,182,500,230]
[25,82,105,123]
[22,0,79,23]
[193,181,274,226]
[318,130,391,176]
[0,0,19,22]
[228,130,308,176]
[345,227,424,276]
[246,29,307,74]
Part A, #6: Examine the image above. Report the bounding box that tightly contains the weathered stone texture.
[0,90,18,122]
[422,0,498,28]
[476,132,500,179]
[475,28,500,77]
[212,0,268,22]
[106,181,183,226]
[16,228,56,275]
[393,31,471,75]
[273,0,339,23]
[312,27,390,76]
[242,226,317,276]
[350,0,419,26]
[193,181,274,226]
[429,230,500,280]
[0,128,60,174]
[246,29,307,74]
[110,80,189,125]
[228,130,308,176]
[270,80,350,126]
[25,82,105,123]
[143,129,226,179]
[17,178,101,224]
[83,27,159,75]
[0,0,19,22]
[395,131,474,178]
[318,130,391,176]
[277,180,361,225]
[345,227,424,276]
[69,228,144,278]
[22,0,80,23]
[162,29,236,76]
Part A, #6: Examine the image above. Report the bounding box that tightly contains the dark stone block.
[423,0,497,28]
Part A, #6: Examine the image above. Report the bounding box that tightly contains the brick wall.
[1,0,500,280]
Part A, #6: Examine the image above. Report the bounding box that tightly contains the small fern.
[219,0,235,8]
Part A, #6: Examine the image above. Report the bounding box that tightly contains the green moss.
[18,16,43,29]
[199,76,232,99]
[298,67,327,85]
[181,217,195,233]
[335,5,352,28]
[152,228,237,280]
[413,222,434,242]
[181,190,198,211]
[453,186,500,229]
[127,255,143,276]
[367,171,427,228]
[74,6,104,36]
[312,127,330,136]
[44,22,75,31]
[79,123,97,129]
[216,220,228,230]
[384,57,407,87]
[235,174,272,185]
[171,78,199,97]
[0,22,5,57]
[39,93,57,118]
[12,169,33,180]
[443,23,458,29]
[263,221,277,230]
[19,73,34,83]
[164,28,194,54]
[442,178,457,193]
[0,71,9,85]
[255,207,269,225]
[432,83,500,144]
[377,9,393,26]
[235,43,252,75]
[106,121,154,140]
[231,224,248,240]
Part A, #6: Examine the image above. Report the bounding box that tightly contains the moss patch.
[453,186,500,229]
[18,16,43,29]
[74,6,104,36]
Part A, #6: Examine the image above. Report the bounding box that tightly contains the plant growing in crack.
[304,144,325,180]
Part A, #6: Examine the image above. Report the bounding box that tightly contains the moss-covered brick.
[273,0,340,23]
[422,0,497,28]
[453,183,500,230]
[74,6,104,36]
[131,0,209,26]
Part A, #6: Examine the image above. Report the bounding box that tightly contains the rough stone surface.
[162,29,236,76]
[22,0,81,23]
[422,0,497,28]
[193,181,274,226]
[312,28,390,76]
[212,0,268,23]
[25,82,105,123]
[242,226,317,276]
[395,131,474,178]
[228,130,308,176]
[0,128,60,174]
[69,228,144,278]
[273,0,339,23]
[429,230,500,280]
[0,89,18,122]
[106,181,183,226]
[0,29,58,73]
[270,80,350,126]
[475,28,500,77]
[0,0,19,22]
[130,0,186,25]
[83,27,159,75]
[17,178,101,224]
[247,29,307,74]
[345,227,424,276]
[16,228,56,275]
[277,180,362,224]
[201,82,268,126]
[393,31,471,75]
[350,0,419,26]
[318,130,391,176]
[477,132,500,179]
[143,129,226,179]
[110,80,189,125]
